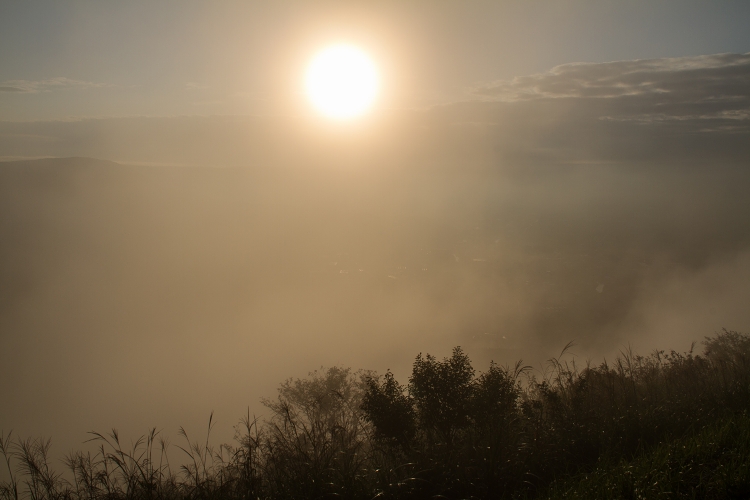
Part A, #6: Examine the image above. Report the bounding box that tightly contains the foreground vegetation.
[2,330,750,500]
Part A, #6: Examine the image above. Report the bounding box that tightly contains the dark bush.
[3,331,750,500]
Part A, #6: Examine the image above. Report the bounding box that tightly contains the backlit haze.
[1,0,750,460]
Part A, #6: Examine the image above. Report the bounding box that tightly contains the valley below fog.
[2,153,749,455]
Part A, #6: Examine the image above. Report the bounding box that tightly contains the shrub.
[3,330,750,500]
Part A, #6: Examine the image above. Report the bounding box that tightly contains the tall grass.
[1,330,749,499]
[546,412,750,499]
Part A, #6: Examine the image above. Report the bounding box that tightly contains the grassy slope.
[547,413,750,500]
[2,330,750,499]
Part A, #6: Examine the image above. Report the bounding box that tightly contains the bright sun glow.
[305,45,379,120]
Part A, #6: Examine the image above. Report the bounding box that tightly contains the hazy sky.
[2,0,750,120]
[1,0,750,467]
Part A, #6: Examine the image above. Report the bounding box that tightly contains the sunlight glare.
[305,44,379,120]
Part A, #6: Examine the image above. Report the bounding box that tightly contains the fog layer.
[1,53,749,455]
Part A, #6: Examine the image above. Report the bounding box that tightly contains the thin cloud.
[600,108,750,123]
[474,52,750,102]
[0,77,109,93]
[461,52,750,151]
[0,86,27,93]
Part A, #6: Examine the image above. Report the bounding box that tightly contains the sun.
[305,44,379,120]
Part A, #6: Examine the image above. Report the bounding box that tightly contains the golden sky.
[2,1,750,120]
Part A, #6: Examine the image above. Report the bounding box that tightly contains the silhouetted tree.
[262,366,372,499]
[361,371,416,448]
[409,347,474,447]
[5,332,750,500]
[471,361,524,429]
